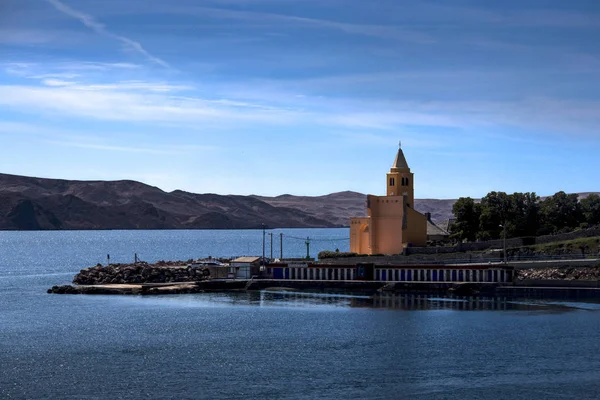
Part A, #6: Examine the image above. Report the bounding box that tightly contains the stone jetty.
[46,261,600,297]
[73,261,208,285]
[516,266,600,281]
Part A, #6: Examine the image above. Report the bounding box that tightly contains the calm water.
[2,229,600,399]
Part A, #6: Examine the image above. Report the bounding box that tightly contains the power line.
[282,234,349,241]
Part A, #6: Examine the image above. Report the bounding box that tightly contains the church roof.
[391,146,410,172]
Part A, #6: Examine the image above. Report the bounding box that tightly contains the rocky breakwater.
[72,261,208,285]
[516,265,600,281]
[47,261,216,295]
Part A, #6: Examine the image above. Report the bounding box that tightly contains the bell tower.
[386,142,414,207]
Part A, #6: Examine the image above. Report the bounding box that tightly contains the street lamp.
[499,223,507,264]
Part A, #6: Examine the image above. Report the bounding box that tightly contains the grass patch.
[519,236,600,255]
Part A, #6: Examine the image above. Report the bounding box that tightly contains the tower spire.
[391,142,409,172]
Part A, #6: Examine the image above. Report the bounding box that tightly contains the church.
[350,144,427,255]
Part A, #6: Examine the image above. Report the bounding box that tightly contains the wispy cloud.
[3,61,141,78]
[0,29,64,45]
[0,83,300,125]
[168,6,435,44]
[41,79,76,87]
[333,131,447,148]
[3,76,599,139]
[0,121,218,155]
[44,0,170,68]
[45,139,215,155]
[39,80,194,92]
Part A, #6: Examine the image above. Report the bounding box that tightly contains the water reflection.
[195,291,600,312]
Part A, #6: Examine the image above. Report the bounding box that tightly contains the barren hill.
[1,173,595,230]
[0,174,337,230]
[254,193,457,225]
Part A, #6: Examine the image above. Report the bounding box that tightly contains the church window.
[406,178,410,186]
[389,177,395,186]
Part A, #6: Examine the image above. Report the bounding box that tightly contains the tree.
[539,191,582,234]
[580,194,600,225]
[508,192,540,237]
[478,191,511,240]
[451,197,481,242]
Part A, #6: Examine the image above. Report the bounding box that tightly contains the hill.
[1,173,596,230]
[0,174,337,230]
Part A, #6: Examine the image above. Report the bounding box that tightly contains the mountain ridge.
[0,173,596,230]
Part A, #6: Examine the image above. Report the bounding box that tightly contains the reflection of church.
[350,144,427,255]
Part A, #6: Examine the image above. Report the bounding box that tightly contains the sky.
[1,0,599,199]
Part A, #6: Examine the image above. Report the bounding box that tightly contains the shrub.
[318,251,358,259]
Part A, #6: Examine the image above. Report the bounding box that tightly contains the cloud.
[46,81,194,92]
[45,139,215,155]
[0,29,62,45]
[42,79,76,87]
[1,58,599,139]
[0,83,300,125]
[2,61,141,79]
[0,121,218,155]
[332,131,447,148]
[45,0,170,68]
[168,6,435,44]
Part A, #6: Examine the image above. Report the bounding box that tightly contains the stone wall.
[535,226,600,245]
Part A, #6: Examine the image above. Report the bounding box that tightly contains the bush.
[318,251,358,259]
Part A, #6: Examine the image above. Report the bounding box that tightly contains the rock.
[71,261,212,285]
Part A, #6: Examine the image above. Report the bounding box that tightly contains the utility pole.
[269,232,273,260]
[305,236,310,260]
[499,223,507,264]
[262,224,266,266]
[503,223,507,264]
[280,232,283,260]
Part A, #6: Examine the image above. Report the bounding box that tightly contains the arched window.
[406,178,410,186]
[389,177,395,186]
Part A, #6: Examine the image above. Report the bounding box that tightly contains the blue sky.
[1,0,599,199]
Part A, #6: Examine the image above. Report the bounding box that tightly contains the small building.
[425,212,450,243]
[229,256,262,279]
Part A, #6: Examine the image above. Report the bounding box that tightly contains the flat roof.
[231,256,261,263]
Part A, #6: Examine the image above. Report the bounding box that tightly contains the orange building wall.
[349,217,370,254]
[403,207,427,246]
[368,195,405,255]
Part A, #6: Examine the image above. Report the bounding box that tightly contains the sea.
[1,228,600,400]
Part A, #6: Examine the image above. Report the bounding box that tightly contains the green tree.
[450,197,481,242]
[508,192,540,237]
[539,191,582,234]
[478,191,511,240]
[580,194,600,225]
